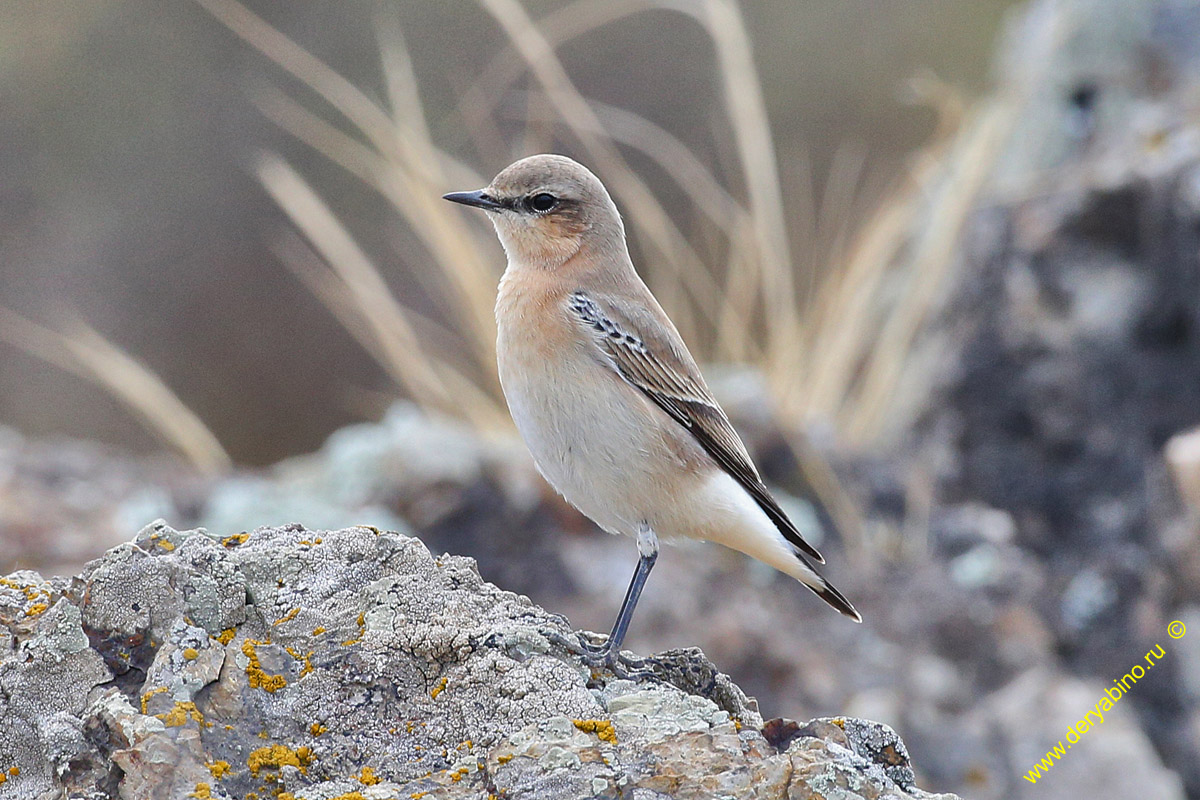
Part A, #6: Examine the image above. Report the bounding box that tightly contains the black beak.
[442,190,505,211]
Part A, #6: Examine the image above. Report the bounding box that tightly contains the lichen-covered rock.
[0,523,956,800]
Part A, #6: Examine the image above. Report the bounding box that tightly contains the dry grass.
[182,0,1000,554]
[0,308,232,476]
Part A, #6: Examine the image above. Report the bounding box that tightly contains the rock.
[979,667,1186,799]
[1166,427,1200,518]
[0,523,956,800]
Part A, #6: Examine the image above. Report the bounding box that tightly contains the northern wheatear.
[445,154,860,664]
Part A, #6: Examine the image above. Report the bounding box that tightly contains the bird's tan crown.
[480,154,626,268]
[488,154,608,206]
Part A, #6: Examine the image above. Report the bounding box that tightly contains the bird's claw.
[543,629,660,682]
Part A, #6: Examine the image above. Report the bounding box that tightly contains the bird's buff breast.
[496,285,697,539]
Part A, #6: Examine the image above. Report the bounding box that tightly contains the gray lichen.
[0,523,957,799]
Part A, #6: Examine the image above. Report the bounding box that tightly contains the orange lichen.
[140,686,168,714]
[207,760,231,778]
[341,612,366,646]
[309,722,328,736]
[410,793,428,800]
[158,701,209,728]
[497,754,514,765]
[357,766,380,785]
[284,646,314,677]
[430,676,448,699]
[572,719,617,744]
[246,744,312,777]
[187,783,211,798]
[25,603,48,617]
[222,533,249,547]
[183,647,199,660]
[242,640,288,692]
[215,628,236,645]
[311,627,326,636]
[273,608,300,626]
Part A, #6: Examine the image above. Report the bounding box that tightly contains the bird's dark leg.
[552,524,660,678]
[604,523,659,656]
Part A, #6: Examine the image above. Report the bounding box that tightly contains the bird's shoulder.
[564,288,704,392]
[565,288,754,464]
[564,286,827,564]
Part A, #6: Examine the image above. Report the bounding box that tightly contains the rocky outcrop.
[0,523,956,800]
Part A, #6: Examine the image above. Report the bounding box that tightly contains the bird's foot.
[543,629,660,682]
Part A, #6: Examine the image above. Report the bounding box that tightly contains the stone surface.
[0,523,955,800]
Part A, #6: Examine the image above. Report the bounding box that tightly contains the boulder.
[0,522,957,800]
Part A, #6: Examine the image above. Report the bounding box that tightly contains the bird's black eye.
[528,193,558,213]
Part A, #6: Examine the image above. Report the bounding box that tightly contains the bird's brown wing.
[567,290,825,565]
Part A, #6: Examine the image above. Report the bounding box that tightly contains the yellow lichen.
[309,722,327,736]
[341,612,367,646]
[207,760,231,778]
[246,744,312,777]
[188,784,211,799]
[215,628,236,645]
[497,754,514,764]
[572,719,617,744]
[222,533,249,547]
[430,676,448,699]
[273,608,300,626]
[158,701,209,728]
[284,646,314,677]
[357,766,380,785]
[157,539,176,552]
[183,647,199,660]
[25,602,48,616]
[241,640,288,692]
[312,626,326,635]
[140,686,168,714]
[410,793,428,800]
[314,538,323,544]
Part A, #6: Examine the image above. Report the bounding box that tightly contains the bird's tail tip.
[812,579,862,623]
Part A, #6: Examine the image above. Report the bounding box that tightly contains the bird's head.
[443,154,624,269]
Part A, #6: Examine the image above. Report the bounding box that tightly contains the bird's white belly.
[498,335,683,539]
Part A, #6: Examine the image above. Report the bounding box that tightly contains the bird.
[443,154,860,665]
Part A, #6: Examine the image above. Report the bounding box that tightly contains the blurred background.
[4,0,1200,798]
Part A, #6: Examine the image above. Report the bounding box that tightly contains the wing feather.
[567,291,826,565]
